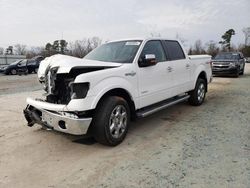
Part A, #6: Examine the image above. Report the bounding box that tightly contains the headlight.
[71,82,89,99]
[229,62,236,67]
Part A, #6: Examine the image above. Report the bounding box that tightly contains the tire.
[234,67,240,77]
[239,66,244,75]
[188,78,206,106]
[34,68,38,73]
[10,69,17,75]
[91,96,130,146]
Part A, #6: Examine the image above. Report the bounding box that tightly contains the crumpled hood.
[38,54,122,80]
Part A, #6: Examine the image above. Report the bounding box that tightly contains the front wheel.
[91,96,130,146]
[188,78,206,106]
[239,65,245,75]
[234,67,240,77]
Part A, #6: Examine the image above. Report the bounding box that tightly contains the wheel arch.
[197,71,208,92]
[95,88,136,120]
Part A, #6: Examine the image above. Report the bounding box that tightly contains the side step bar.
[136,95,190,118]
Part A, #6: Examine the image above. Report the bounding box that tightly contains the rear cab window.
[163,40,186,60]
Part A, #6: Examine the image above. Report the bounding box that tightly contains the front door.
[137,40,173,108]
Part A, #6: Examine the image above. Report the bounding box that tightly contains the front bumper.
[212,67,238,75]
[23,99,92,135]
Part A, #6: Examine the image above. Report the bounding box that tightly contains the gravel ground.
[0,65,249,188]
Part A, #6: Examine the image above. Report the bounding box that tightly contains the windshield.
[214,53,239,60]
[84,40,142,63]
[10,60,22,65]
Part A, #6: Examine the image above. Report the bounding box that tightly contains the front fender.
[90,77,137,109]
[65,77,137,112]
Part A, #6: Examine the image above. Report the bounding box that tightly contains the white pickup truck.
[24,38,212,146]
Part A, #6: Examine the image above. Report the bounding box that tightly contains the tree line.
[188,28,250,57]
[0,37,102,59]
[0,28,250,58]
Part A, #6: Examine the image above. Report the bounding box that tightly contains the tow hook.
[23,106,53,130]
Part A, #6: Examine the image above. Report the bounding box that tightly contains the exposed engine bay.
[42,66,109,104]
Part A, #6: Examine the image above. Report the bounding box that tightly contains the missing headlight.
[71,82,89,99]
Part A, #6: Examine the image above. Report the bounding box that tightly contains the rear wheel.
[10,69,17,75]
[188,78,206,106]
[91,96,130,146]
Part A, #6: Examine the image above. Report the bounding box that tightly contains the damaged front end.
[23,54,122,135]
[23,67,103,135]
[43,67,96,105]
[23,105,92,135]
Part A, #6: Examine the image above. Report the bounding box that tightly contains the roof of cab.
[109,37,179,43]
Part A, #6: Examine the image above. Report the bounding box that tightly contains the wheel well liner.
[96,88,136,120]
[197,71,208,92]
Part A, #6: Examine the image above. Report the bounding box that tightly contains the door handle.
[186,64,190,68]
[125,71,136,76]
[167,66,173,72]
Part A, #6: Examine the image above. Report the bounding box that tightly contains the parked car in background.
[0,66,7,73]
[4,56,44,75]
[3,60,26,75]
[27,56,44,73]
[212,52,245,77]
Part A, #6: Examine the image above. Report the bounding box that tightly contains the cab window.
[164,40,185,60]
[140,40,166,62]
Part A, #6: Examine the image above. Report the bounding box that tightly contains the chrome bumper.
[24,102,92,135]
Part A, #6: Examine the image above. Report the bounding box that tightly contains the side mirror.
[139,54,157,67]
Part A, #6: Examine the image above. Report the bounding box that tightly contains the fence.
[0,55,26,66]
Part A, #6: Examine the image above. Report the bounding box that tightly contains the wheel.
[10,69,17,75]
[91,96,130,146]
[234,67,240,77]
[188,78,206,106]
[239,65,245,75]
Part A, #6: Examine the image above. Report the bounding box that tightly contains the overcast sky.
[0,0,249,49]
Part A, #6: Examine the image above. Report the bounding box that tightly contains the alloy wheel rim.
[11,69,17,75]
[197,83,205,102]
[109,105,127,139]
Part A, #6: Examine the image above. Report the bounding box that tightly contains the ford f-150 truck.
[24,38,212,146]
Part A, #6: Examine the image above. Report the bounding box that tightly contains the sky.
[0,0,249,49]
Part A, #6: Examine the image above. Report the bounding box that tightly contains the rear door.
[163,40,191,95]
[137,40,173,108]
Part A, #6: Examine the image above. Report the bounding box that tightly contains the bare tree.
[14,44,27,55]
[89,37,102,50]
[193,40,206,55]
[205,40,219,57]
[68,39,87,58]
[176,33,187,47]
[26,46,45,58]
[242,27,250,46]
[68,37,102,58]
[188,47,193,55]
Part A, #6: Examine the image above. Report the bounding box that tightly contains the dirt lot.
[0,65,249,188]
